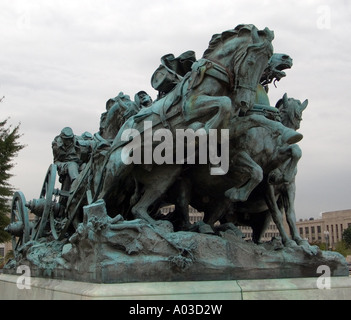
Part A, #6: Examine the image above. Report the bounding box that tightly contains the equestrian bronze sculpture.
[4,24,348,283]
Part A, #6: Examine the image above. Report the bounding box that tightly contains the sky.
[1,0,351,220]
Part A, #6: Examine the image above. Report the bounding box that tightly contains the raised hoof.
[224,188,248,202]
[282,129,303,144]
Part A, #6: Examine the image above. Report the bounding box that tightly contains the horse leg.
[204,198,232,227]
[225,151,263,202]
[184,95,233,132]
[98,148,134,200]
[264,183,295,247]
[230,114,303,144]
[131,166,182,224]
[282,145,301,183]
[173,178,192,231]
[280,182,302,242]
[269,145,301,185]
[280,183,319,254]
[250,211,271,244]
[280,183,305,244]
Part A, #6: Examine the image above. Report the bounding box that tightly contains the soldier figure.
[134,91,153,109]
[52,127,81,190]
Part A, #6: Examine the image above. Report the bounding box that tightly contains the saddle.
[133,75,186,131]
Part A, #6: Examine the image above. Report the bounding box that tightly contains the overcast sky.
[1,0,351,220]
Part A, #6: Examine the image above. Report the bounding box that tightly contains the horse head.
[260,53,293,87]
[203,24,274,114]
[276,93,308,130]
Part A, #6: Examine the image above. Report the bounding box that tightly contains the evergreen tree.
[343,226,351,249]
[0,118,25,242]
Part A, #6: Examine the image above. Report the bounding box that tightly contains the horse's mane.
[203,30,237,58]
[203,24,274,58]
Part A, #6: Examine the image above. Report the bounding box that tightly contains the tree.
[343,226,351,249]
[334,240,351,257]
[0,118,25,242]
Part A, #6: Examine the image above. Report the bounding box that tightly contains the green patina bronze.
[4,24,348,283]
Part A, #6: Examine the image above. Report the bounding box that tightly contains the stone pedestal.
[1,274,350,300]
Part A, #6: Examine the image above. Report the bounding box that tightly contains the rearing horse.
[220,94,309,247]
[95,24,274,220]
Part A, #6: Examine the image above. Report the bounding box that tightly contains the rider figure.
[99,92,140,140]
[134,91,153,109]
[52,127,82,189]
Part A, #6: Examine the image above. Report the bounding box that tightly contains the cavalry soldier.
[134,91,153,109]
[99,92,139,140]
[52,127,82,189]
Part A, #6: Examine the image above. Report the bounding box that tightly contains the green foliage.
[312,240,351,257]
[334,241,351,257]
[343,226,351,249]
[0,118,25,242]
[314,242,327,251]
[0,250,14,268]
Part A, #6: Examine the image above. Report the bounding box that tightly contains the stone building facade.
[296,209,351,249]
[160,206,351,247]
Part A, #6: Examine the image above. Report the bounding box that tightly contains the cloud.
[2,0,351,220]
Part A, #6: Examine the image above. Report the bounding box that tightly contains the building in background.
[296,209,351,249]
[160,205,281,241]
[0,242,12,263]
[161,206,351,247]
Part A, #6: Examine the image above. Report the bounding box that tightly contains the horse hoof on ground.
[284,239,298,248]
[214,223,244,238]
[191,221,215,235]
[297,239,319,255]
[133,211,156,225]
[174,222,193,232]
